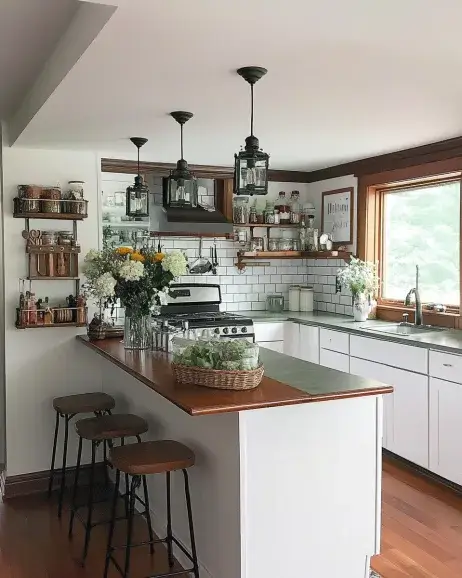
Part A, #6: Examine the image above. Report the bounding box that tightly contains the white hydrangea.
[119,259,144,282]
[84,249,100,262]
[93,272,116,298]
[161,251,187,278]
[156,286,171,305]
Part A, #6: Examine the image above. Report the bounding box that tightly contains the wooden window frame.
[357,158,462,328]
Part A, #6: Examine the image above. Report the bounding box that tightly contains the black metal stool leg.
[103,440,109,487]
[166,471,174,567]
[82,441,96,564]
[68,435,83,538]
[121,437,130,518]
[183,469,200,578]
[48,411,60,498]
[58,415,71,519]
[104,468,120,578]
[124,475,139,578]
[142,474,154,554]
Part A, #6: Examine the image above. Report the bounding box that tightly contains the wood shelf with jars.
[235,250,351,270]
[14,184,88,329]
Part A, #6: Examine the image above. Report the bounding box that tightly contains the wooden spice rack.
[15,197,88,329]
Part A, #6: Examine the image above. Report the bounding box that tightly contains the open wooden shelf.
[14,212,87,220]
[27,276,80,281]
[26,245,81,254]
[236,250,351,270]
[15,322,87,329]
[233,223,300,228]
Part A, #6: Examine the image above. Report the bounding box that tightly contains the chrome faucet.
[404,265,423,326]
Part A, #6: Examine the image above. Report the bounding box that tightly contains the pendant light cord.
[250,83,254,137]
[137,146,140,176]
[180,123,184,160]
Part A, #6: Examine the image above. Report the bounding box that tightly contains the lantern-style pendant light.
[234,66,269,196]
[167,111,198,208]
[126,137,149,217]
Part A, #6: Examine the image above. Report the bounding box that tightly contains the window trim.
[357,157,462,328]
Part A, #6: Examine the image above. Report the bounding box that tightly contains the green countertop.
[243,311,462,355]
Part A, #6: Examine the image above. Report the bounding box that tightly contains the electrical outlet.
[335,276,342,294]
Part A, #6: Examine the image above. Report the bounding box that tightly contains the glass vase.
[124,314,151,350]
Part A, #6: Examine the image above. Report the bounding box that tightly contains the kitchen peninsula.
[78,335,392,578]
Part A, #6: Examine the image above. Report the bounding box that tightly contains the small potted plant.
[337,257,378,322]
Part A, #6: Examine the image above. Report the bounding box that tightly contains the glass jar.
[268,238,279,251]
[251,237,264,252]
[273,209,280,224]
[278,238,293,251]
[41,231,57,246]
[233,197,249,224]
[235,228,248,246]
[256,209,264,224]
[57,231,74,246]
[249,205,258,224]
[264,206,275,224]
[275,191,290,223]
[290,191,301,224]
[292,239,301,251]
[41,187,61,213]
[266,294,284,313]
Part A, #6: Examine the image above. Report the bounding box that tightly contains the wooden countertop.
[77,336,393,416]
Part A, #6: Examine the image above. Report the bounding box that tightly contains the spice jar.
[273,209,280,224]
[18,185,41,213]
[41,187,61,213]
[233,197,249,224]
[275,191,290,223]
[256,209,264,224]
[57,231,74,246]
[266,294,284,313]
[41,231,57,246]
[289,191,301,224]
[249,205,258,224]
[250,237,264,252]
[268,238,279,251]
[279,238,293,251]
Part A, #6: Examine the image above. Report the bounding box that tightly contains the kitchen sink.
[365,323,448,336]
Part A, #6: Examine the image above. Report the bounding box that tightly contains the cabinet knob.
[443,363,453,367]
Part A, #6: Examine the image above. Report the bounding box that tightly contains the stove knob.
[241,326,248,333]
[223,327,229,334]
[231,327,238,334]
[214,328,220,334]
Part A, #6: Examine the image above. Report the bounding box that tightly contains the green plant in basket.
[173,340,260,371]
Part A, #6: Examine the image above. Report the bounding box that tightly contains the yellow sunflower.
[130,252,146,263]
[154,252,165,262]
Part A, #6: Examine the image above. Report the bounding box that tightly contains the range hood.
[148,177,233,235]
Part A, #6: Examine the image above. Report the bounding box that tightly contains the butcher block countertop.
[77,335,393,416]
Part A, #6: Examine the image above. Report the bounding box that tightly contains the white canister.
[300,286,314,312]
[289,285,301,311]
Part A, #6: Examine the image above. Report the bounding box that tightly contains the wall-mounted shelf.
[236,250,351,270]
[27,276,80,281]
[13,197,88,220]
[13,212,87,220]
[233,223,300,228]
[26,245,80,254]
[16,321,87,329]
[102,221,148,228]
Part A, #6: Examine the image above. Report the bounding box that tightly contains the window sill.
[376,304,460,329]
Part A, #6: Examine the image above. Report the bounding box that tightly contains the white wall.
[0,125,5,465]
[2,147,103,476]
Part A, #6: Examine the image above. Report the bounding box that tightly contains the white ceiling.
[0,0,78,118]
[8,0,462,170]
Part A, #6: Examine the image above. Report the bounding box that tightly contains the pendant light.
[126,137,149,217]
[234,66,269,196]
[167,111,198,208]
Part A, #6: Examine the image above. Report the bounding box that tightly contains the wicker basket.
[171,363,264,391]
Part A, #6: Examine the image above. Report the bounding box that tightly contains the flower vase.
[124,313,151,350]
[353,293,370,322]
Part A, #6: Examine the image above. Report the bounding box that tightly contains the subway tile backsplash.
[161,237,353,316]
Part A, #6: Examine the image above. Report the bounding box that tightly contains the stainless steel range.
[157,283,255,341]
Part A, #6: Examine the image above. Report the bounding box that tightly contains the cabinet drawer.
[319,328,349,354]
[254,322,284,342]
[429,350,462,384]
[350,335,427,374]
[319,348,350,373]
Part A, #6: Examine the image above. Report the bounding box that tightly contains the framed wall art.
[321,187,354,245]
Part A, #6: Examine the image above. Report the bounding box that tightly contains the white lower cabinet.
[283,322,300,358]
[298,325,319,364]
[258,341,284,353]
[350,357,429,468]
[429,377,462,485]
[320,348,350,372]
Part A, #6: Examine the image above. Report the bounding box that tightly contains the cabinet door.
[350,357,429,468]
[319,348,349,373]
[298,325,319,364]
[283,323,300,359]
[430,377,462,484]
[258,341,284,353]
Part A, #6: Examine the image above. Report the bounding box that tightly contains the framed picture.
[321,187,354,245]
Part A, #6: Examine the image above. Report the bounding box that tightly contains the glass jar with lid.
[275,191,290,223]
[289,191,301,224]
[233,197,249,224]
[268,238,279,251]
[264,200,275,224]
[278,238,293,251]
[266,293,284,313]
[249,204,258,224]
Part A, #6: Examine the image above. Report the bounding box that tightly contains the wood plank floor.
[1,459,462,577]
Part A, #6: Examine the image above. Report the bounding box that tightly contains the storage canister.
[289,285,301,311]
[266,294,284,313]
[300,286,314,312]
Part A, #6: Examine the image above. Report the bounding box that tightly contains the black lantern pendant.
[126,137,149,218]
[234,66,269,196]
[167,111,198,208]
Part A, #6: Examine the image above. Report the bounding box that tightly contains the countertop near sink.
[242,310,462,355]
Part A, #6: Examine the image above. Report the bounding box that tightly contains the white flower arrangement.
[119,259,144,282]
[337,257,378,298]
[161,250,188,278]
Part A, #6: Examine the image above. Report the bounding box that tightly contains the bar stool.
[49,392,115,518]
[69,413,150,564]
[104,440,199,578]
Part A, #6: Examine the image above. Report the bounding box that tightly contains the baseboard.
[2,462,107,500]
[383,449,462,496]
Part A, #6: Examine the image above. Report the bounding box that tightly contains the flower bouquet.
[83,246,187,348]
[337,257,378,322]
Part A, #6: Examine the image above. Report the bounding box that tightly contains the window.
[381,180,460,306]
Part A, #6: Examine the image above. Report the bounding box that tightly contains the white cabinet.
[283,323,300,358]
[319,328,349,354]
[320,348,350,373]
[298,325,319,364]
[258,341,284,353]
[350,335,427,374]
[429,377,462,485]
[429,350,462,383]
[350,357,429,468]
[254,322,284,342]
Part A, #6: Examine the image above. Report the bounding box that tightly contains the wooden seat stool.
[104,440,199,578]
[68,413,150,564]
[49,392,115,518]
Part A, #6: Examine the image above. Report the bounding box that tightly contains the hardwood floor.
[0,459,462,577]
